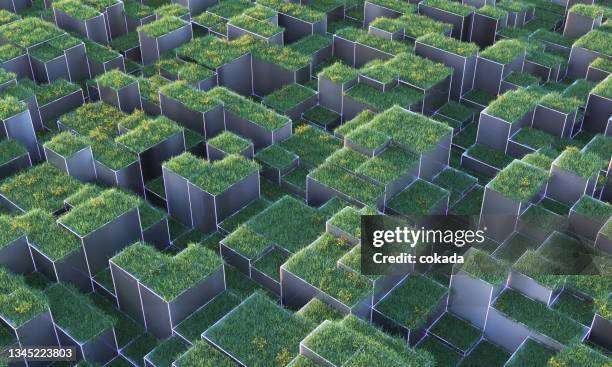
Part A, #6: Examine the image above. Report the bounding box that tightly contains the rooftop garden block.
[303,105,340,126]
[0,215,21,248]
[223,225,272,259]
[416,33,479,57]
[206,292,313,367]
[480,39,527,64]
[279,123,342,166]
[356,145,418,184]
[116,117,183,153]
[44,131,89,157]
[284,233,372,306]
[475,5,507,19]
[335,110,376,137]
[262,83,316,113]
[486,88,541,123]
[573,195,612,222]
[555,147,603,179]
[0,9,19,26]
[59,102,126,138]
[539,92,582,114]
[137,16,188,38]
[0,268,48,328]
[437,101,475,122]
[377,275,447,329]
[591,75,612,99]
[467,143,513,168]
[111,242,166,280]
[0,44,24,63]
[569,4,604,18]
[346,125,389,151]
[243,5,277,20]
[489,160,548,202]
[159,81,221,113]
[591,57,612,73]
[59,189,139,236]
[96,69,136,90]
[512,250,566,290]
[176,36,252,70]
[82,39,121,63]
[297,298,344,325]
[399,13,453,39]
[261,0,325,23]
[123,0,153,19]
[229,14,284,37]
[209,0,253,19]
[583,134,612,169]
[421,0,474,16]
[562,80,596,104]
[505,71,541,88]
[45,283,114,341]
[494,289,585,345]
[547,343,610,366]
[0,163,80,213]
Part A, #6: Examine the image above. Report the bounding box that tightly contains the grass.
[229,14,283,37]
[520,204,566,233]
[430,313,481,351]
[553,291,595,326]
[145,337,187,367]
[253,248,289,281]
[569,4,603,18]
[460,248,509,285]
[0,95,26,120]
[0,44,24,63]
[480,39,526,64]
[59,189,138,235]
[418,336,462,367]
[547,343,610,366]
[243,5,277,20]
[368,0,414,13]
[260,0,325,23]
[437,101,475,122]
[206,292,313,367]
[421,0,474,15]
[0,163,81,213]
[583,134,612,169]
[449,186,484,215]
[29,43,64,62]
[176,35,254,69]
[174,340,236,367]
[476,5,507,18]
[0,17,64,48]
[323,146,367,172]
[207,131,251,154]
[572,195,612,222]
[417,33,479,57]
[0,139,26,166]
[0,9,19,25]
[486,88,542,123]
[495,289,585,344]
[554,146,602,179]
[138,16,187,38]
[356,145,419,184]
[45,283,114,341]
[159,81,221,113]
[96,69,136,90]
[288,34,332,55]
[591,75,612,99]
[208,0,253,18]
[303,105,340,126]
[463,89,495,105]
[540,92,582,113]
[297,298,344,325]
[376,275,447,329]
[574,30,610,55]
[53,0,99,20]
[370,106,452,154]
[389,52,452,90]
[255,144,297,169]
[346,83,423,111]
[45,131,90,158]
[459,340,509,367]
[175,291,241,342]
[247,195,325,253]
[284,233,372,306]
[399,13,453,39]
[335,110,376,138]
[262,83,315,113]
[223,225,271,259]
[219,198,270,232]
[310,162,384,205]
[318,61,358,84]
[155,3,188,17]
[0,214,22,248]
[562,79,595,104]
[280,123,342,166]
[591,57,612,73]
[142,244,223,302]
[0,268,48,328]
[122,333,159,367]
[252,43,311,74]
[513,250,567,289]
[209,87,289,131]
[488,160,548,202]
[328,206,362,239]
[505,71,541,87]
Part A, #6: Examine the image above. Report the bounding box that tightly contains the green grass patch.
[175,291,241,342]
[262,83,315,113]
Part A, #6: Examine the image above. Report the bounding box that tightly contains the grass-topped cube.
[174,340,236,367]
[44,131,96,182]
[138,16,192,64]
[204,292,313,367]
[59,189,141,274]
[327,206,374,244]
[488,160,548,203]
[374,275,447,342]
[262,83,316,121]
[355,145,419,198]
[0,163,81,213]
[303,105,341,130]
[207,131,253,160]
[429,312,481,353]
[387,179,449,220]
[549,147,602,204]
[280,123,342,167]
[255,144,298,184]
[570,195,612,241]
[228,14,284,43]
[282,233,372,312]
[45,283,117,363]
